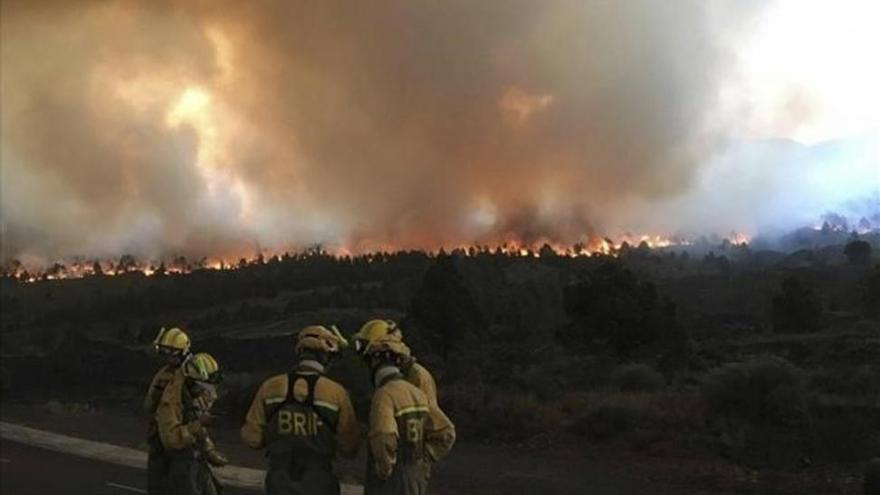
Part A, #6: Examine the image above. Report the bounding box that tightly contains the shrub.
[853,365,880,404]
[865,266,880,317]
[610,363,665,393]
[561,262,680,359]
[444,386,553,443]
[702,356,808,427]
[844,240,873,266]
[816,365,880,405]
[513,364,564,401]
[772,277,822,333]
[811,411,880,463]
[713,419,812,468]
[772,276,822,333]
[556,355,618,391]
[570,391,703,445]
[866,458,880,495]
[573,403,660,441]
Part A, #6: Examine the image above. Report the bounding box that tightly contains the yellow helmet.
[364,333,411,361]
[182,353,222,383]
[153,327,191,355]
[353,319,402,355]
[295,325,349,354]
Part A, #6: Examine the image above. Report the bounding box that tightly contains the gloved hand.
[197,412,214,426]
[186,420,205,437]
[194,394,215,414]
[206,449,229,467]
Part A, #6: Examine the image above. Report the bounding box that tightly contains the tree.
[538,243,557,259]
[772,276,822,333]
[117,254,138,273]
[407,254,483,361]
[561,262,682,361]
[864,266,880,317]
[844,240,872,266]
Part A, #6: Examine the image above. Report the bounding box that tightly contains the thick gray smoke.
[3,0,849,263]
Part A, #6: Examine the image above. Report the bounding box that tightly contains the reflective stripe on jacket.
[402,362,456,462]
[156,370,204,452]
[241,363,361,457]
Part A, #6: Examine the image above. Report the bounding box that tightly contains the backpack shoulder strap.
[285,371,298,404]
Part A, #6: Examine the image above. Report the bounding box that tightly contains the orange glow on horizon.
[3,231,752,283]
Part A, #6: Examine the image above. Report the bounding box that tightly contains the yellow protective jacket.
[145,364,176,416]
[241,362,361,457]
[156,369,206,451]
[403,362,437,406]
[402,361,455,462]
[368,370,454,482]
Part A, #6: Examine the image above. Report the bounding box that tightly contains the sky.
[1,0,878,262]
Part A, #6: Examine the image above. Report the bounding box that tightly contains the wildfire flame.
[2,232,750,283]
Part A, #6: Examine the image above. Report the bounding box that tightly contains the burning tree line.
[0,231,758,284]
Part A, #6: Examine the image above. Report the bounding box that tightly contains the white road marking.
[0,421,362,495]
[105,482,147,494]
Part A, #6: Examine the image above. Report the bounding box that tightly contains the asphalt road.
[0,440,261,495]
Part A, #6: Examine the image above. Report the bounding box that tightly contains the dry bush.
[571,391,705,442]
[610,363,665,393]
[444,385,562,443]
[810,409,880,463]
[701,357,818,467]
[702,356,808,427]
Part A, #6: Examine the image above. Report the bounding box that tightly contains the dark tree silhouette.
[117,254,138,273]
[772,276,822,333]
[864,266,880,317]
[561,262,682,360]
[407,254,483,361]
[844,240,872,266]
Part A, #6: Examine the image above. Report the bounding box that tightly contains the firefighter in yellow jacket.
[241,325,361,495]
[353,320,439,407]
[156,352,224,495]
[365,334,455,495]
[146,328,226,495]
[354,320,456,475]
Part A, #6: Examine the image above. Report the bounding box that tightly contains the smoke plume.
[1,0,875,262]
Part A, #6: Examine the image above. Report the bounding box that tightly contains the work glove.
[194,394,215,414]
[197,412,214,426]
[186,420,205,437]
[206,449,229,467]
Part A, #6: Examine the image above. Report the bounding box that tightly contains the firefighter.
[156,352,224,495]
[353,320,456,478]
[365,334,455,495]
[146,328,227,495]
[241,325,361,495]
[353,320,440,407]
